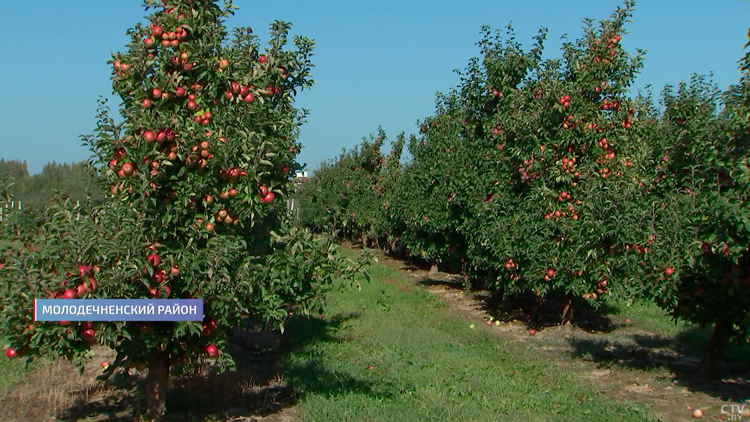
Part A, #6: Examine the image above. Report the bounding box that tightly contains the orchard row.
[296,1,750,378]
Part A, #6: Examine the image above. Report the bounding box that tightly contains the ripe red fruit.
[219,59,229,69]
[142,99,152,108]
[63,289,77,299]
[152,88,162,99]
[259,55,267,63]
[231,82,240,94]
[665,267,675,276]
[547,269,555,278]
[205,345,219,357]
[262,192,275,204]
[260,185,269,197]
[240,86,249,97]
[121,162,134,176]
[170,265,180,276]
[143,131,156,142]
[205,223,215,231]
[225,91,233,100]
[6,348,18,358]
[229,188,238,197]
[176,87,187,97]
[144,37,153,47]
[153,25,164,37]
[81,329,96,342]
[282,165,290,174]
[529,329,537,335]
[243,93,255,103]
[148,254,161,267]
[187,101,198,110]
[79,265,92,277]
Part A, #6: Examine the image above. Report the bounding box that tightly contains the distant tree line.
[0,158,105,210]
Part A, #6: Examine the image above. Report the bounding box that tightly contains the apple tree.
[0,0,370,420]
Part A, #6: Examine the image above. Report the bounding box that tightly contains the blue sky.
[0,0,748,175]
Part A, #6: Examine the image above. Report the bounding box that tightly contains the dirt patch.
[382,276,413,292]
[354,244,750,422]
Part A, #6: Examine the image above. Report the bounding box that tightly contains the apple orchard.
[0,0,370,420]
[0,0,749,420]
[296,1,750,380]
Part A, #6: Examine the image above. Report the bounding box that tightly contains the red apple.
[260,185,269,197]
[81,329,96,342]
[176,87,187,97]
[152,88,162,99]
[63,289,77,299]
[121,162,134,176]
[219,59,229,69]
[665,267,675,276]
[148,253,161,267]
[143,131,156,142]
[243,93,254,103]
[262,192,275,204]
[153,25,164,37]
[6,348,18,358]
[205,344,219,357]
[259,55,267,63]
[231,82,241,94]
[529,329,537,335]
[142,98,152,109]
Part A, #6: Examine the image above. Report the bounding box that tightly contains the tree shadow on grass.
[567,327,750,403]
[415,274,621,334]
[53,312,376,422]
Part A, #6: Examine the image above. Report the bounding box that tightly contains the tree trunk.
[429,260,439,274]
[560,292,574,329]
[696,321,731,380]
[360,233,367,246]
[533,293,545,322]
[143,351,171,421]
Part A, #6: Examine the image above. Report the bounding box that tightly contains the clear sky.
[0,1,748,175]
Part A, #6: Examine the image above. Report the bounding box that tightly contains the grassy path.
[281,257,655,422]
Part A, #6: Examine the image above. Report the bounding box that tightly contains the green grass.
[281,261,657,422]
[0,337,36,394]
